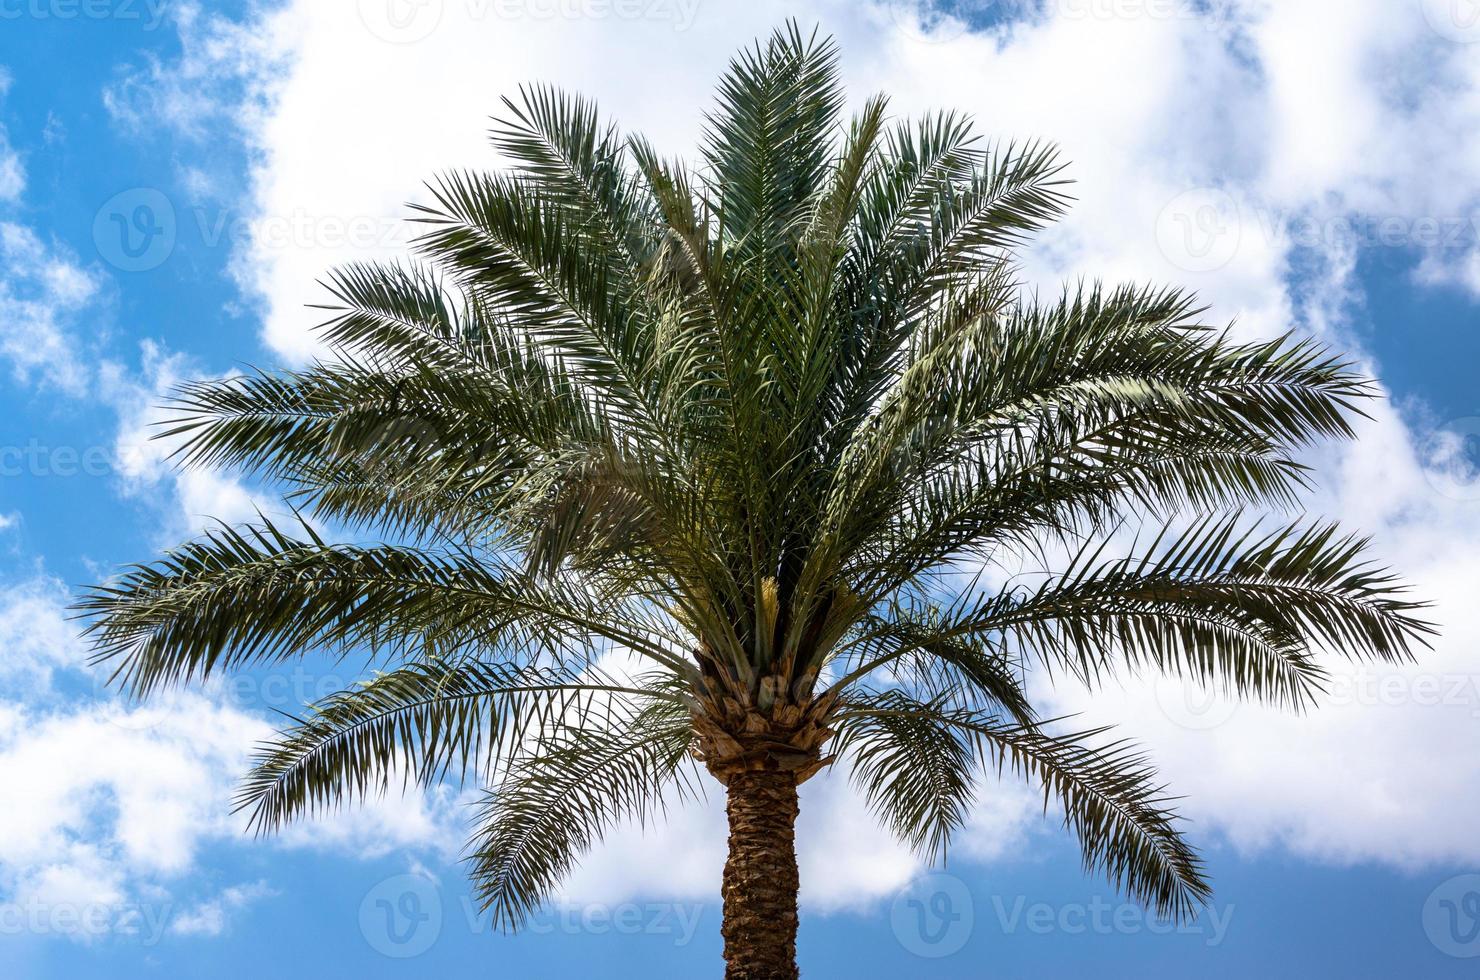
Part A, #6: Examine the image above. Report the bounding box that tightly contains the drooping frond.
[879,515,1432,707]
[833,689,979,862]
[837,689,1211,920]
[239,659,679,833]
[466,696,700,929]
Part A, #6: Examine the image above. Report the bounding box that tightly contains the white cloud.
[0,132,22,202]
[98,0,1480,905]
[548,771,921,913]
[102,2,277,139]
[1063,389,1480,868]
[0,573,478,940]
[0,575,87,697]
[98,340,272,541]
[0,67,22,203]
[0,73,288,554]
[0,695,261,879]
[549,651,971,911]
[275,783,469,861]
[1414,248,1480,298]
[0,681,267,939]
[0,82,102,395]
[0,223,97,394]
[169,880,276,937]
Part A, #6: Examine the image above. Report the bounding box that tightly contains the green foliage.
[78,21,1431,933]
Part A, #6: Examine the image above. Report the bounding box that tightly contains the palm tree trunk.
[720,768,801,979]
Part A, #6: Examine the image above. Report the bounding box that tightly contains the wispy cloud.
[169,880,278,937]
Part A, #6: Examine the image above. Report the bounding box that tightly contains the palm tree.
[78,23,1430,980]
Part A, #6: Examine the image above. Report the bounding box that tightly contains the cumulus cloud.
[0,575,89,698]
[552,766,964,914]
[0,74,281,546]
[0,223,97,395]
[93,0,1480,907]
[0,571,479,939]
[0,81,100,396]
[0,133,21,203]
[0,577,269,940]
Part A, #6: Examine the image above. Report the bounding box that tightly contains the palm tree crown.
[78,22,1430,980]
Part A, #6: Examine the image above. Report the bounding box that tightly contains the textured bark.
[721,768,802,980]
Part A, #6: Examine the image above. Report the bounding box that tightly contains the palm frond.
[837,689,1210,920]
[466,696,700,929]
[76,515,691,694]
[239,659,679,833]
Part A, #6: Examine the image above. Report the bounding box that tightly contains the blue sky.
[1,1,1480,977]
